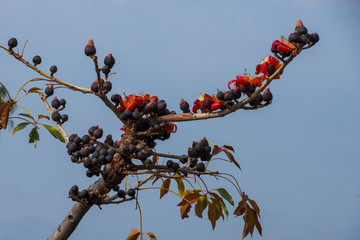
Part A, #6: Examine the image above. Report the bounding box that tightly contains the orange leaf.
[207,203,217,230]
[152,176,161,185]
[160,178,171,199]
[180,202,191,219]
[146,232,157,240]
[241,203,262,239]
[222,145,235,152]
[212,145,222,156]
[177,192,201,206]
[126,229,140,240]
[152,155,158,165]
[222,148,241,170]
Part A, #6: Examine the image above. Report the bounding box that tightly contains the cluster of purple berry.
[50,96,68,124]
[66,126,116,178]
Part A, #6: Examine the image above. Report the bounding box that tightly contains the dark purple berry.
[144,159,152,166]
[203,99,212,111]
[288,32,300,44]
[132,111,140,120]
[120,109,132,120]
[84,40,96,57]
[73,136,82,145]
[103,81,112,93]
[111,94,120,105]
[86,169,94,178]
[295,26,308,35]
[224,91,234,101]
[136,151,147,161]
[262,88,273,102]
[45,85,54,97]
[166,160,173,168]
[127,188,136,198]
[59,99,66,107]
[201,153,212,161]
[80,147,90,157]
[8,38,18,50]
[61,114,68,123]
[93,128,103,139]
[51,97,61,109]
[309,33,319,44]
[267,65,276,76]
[128,144,136,154]
[50,65,57,76]
[81,135,90,144]
[32,55,42,66]
[171,162,180,171]
[196,162,206,172]
[104,53,115,68]
[91,81,99,92]
[157,100,167,113]
[105,155,113,163]
[69,133,77,142]
[69,185,79,196]
[118,190,126,198]
[122,145,130,154]
[88,125,98,136]
[102,65,110,76]
[179,99,190,113]
[51,110,61,122]
[68,143,77,153]
[83,158,93,168]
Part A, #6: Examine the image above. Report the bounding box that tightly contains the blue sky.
[0,0,359,239]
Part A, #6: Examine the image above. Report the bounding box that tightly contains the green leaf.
[29,126,39,143]
[215,188,234,206]
[219,197,229,220]
[27,87,43,93]
[41,124,65,143]
[19,112,35,121]
[199,195,208,210]
[38,114,50,121]
[175,177,185,197]
[12,122,31,135]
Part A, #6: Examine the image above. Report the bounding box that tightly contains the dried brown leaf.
[234,200,246,217]
[222,148,241,170]
[126,229,140,240]
[152,176,161,185]
[0,101,12,129]
[195,198,204,218]
[180,202,191,219]
[207,203,217,230]
[146,232,157,240]
[222,145,235,152]
[212,145,222,156]
[249,199,260,216]
[152,155,159,165]
[241,203,262,239]
[160,178,171,199]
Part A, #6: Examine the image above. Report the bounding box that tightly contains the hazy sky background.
[0,0,359,239]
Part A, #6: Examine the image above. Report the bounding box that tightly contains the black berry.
[51,97,61,109]
[127,188,136,198]
[8,38,18,50]
[104,53,115,68]
[45,85,54,97]
[118,190,126,198]
[166,160,174,168]
[50,65,57,76]
[309,33,320,44]
[51,110,61,122]
[196,162,206,172]
[84,40,96,57]
[93,128,103,139]
[32,55,42,66]
[61,114,68,123]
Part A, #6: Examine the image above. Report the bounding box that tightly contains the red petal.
[211,102,222,111]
